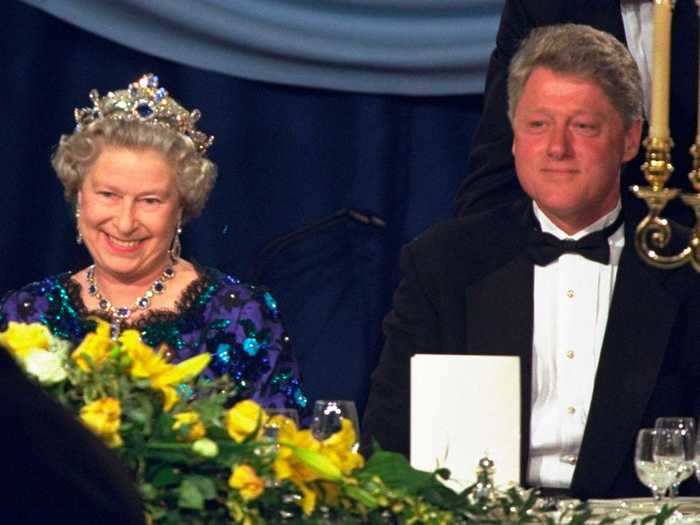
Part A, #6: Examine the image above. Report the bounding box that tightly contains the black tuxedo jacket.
[363,199,700,498]
[455,0,698,223]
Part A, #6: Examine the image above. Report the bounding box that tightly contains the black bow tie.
[526,211,624,266]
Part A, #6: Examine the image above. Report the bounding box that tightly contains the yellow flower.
[272,419,363,515]
[271,425,327,515]
[225,400,268,443]
[80,397,123,448]
[172,411,206,441]
[119,330,210,411]
[320,418,364,475]
[274,427,319,483]
[71,319,114,372]
[229,465,265,501]
[119,330,170,378]
[297,482,317,516]
[0,322,51,359]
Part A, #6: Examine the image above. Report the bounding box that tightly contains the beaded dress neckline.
[62,266,214,330]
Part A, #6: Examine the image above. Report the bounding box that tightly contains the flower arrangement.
[0,321,673,525]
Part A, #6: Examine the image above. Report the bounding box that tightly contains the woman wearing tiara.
[0,74,308,415]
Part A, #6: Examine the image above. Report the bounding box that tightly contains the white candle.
[650,0,673,139]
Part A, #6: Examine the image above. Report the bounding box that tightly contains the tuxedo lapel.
[465,253,534,485]
[571,244,680,498]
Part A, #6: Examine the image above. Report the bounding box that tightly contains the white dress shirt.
[527,202,625,488]
[621,0,653,120]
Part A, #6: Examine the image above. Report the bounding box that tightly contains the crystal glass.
[263,408,299,440]
[635,428,685,502]
[310,400,360,450]
[655,417,696,497]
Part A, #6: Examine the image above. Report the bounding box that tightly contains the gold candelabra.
[632,0,700,272]
[632,139,700,271]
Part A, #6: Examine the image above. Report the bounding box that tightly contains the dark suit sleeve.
[0,348,146,525]
[454,0,535,217]
[681,273,700,417]
[362,240,440,457]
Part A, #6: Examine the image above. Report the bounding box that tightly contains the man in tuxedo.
[455,0,698,224]
[363,24,700,498]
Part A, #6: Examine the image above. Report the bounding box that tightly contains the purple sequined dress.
[0,267,309,417]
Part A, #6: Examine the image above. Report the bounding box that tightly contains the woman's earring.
[169,222,182,261]
[75,206,83,245]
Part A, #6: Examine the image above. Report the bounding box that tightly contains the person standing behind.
[455,0,698,222]
[363,24,700,498]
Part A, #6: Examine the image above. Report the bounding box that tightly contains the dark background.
[0,2,484,416]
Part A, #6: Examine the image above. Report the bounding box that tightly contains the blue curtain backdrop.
[22,0,503,95]
[1,1,485,416]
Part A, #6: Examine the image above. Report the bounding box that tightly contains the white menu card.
[410,354,521,490]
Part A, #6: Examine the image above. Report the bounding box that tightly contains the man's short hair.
[507,24,643,129]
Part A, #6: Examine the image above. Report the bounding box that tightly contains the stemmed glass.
[263,408,300,440]
[310,400,360,450]
[655,417,696,497]
[635,428,685,503]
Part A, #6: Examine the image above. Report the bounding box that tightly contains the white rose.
[23,349,67,385]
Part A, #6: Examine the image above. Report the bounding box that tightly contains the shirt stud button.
[567,406,576,415]
[560,454,578,465]
[566,289,575,298]
[566,350,575,359]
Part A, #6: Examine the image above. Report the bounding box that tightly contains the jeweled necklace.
[86,263,176,324]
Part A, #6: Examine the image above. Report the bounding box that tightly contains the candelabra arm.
[632,185,693,269]
[678,193,700,272]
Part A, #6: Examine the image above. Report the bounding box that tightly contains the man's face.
[512,67,641,234]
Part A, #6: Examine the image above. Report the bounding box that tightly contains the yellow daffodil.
[272,418,364,515]
[225,400,268,443]
[229,465,265,501]
[172,411,206,441]
[320,418,364,474]
[271,424,327,515]
[118,330,210,410]
[80,397,123,448]
[71,318,114,372]
[151,353,210,410]
[297,482,317,515]
[119,330,170,378]
[0,322,51,358]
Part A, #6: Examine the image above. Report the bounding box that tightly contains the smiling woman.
[0,74,309,418]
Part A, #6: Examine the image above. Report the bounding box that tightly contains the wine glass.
[263,408,299,440]
[310,400,360,450]
[655,417,696,497]
[635,428,685,503]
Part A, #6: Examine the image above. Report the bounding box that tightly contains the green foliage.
[3,323,679,525]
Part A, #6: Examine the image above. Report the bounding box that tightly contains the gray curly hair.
[507,23,643,129]
[52,118,218,223]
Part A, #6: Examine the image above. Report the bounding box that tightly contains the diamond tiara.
[73,73,214,155]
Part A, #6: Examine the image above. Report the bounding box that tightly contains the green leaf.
[358,449,436,494]
[343,485,379,509]
[178,478,205,510]
[185,475,218,500]
[288,446,343,481]
[151,467,182,488]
